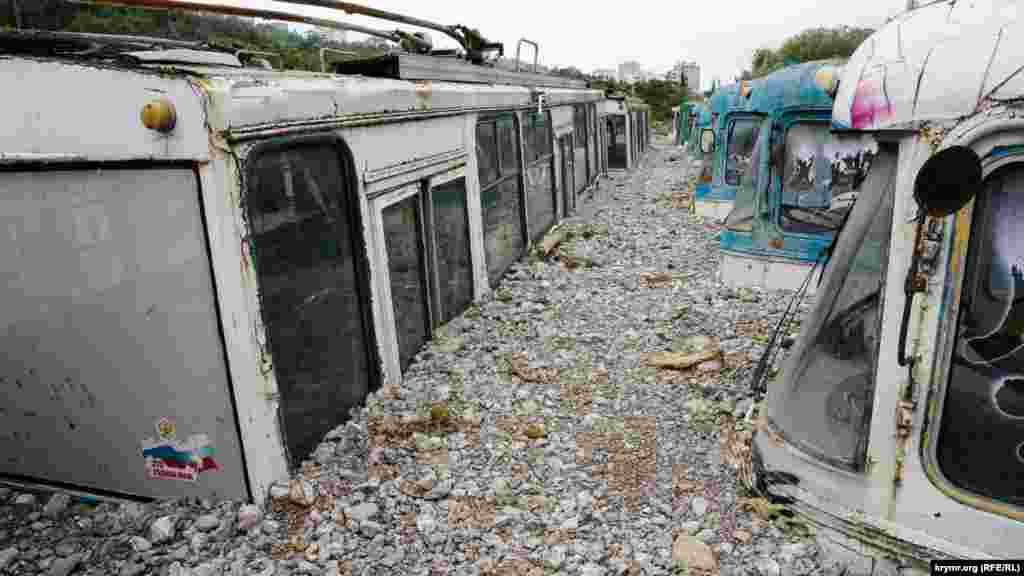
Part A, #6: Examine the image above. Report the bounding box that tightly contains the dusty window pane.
[497,114,519,176]
[524,111,551,161]
[588,104,598,183]
[526,160,556,242]
[609,116,627,169]
[780,122,877,234]
[383,195,429,373]
[939,165,1024,506]
[766,149,896,470]
[476,121,499,188]
[724,121,766,232]
[481,177,525,287]
[725,117,760,186]
[431,177,473,324]
[246,144,372,464]
[574,105,587,146]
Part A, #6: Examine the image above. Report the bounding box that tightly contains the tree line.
[2,0,394,69]
[747,25,874,79]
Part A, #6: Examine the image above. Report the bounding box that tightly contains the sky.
[230,0,908,92]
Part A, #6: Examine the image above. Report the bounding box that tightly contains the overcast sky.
[241,0,907,91]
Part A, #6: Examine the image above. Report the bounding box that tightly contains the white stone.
[149,516,176,544]
[194,514,220,533]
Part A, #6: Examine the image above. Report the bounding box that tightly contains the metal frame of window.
[521,108,556,242]
[477,111,527,287]
[559,133,575,217]
[587,103,598,185]
[771,110,833,233]
[927,154,1024,514]
[242,133,382,463]
[723,114,762,186]
[372,181,433,373]
[424,167,473,328]
[775,113,873,238]
[573,103,588,195]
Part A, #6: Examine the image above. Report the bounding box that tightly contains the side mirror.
[913,146,982,217]
[700,128,715,154]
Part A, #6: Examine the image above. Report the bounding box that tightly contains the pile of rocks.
[0,144,837,576]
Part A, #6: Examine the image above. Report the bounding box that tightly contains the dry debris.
[447,496,497,530]
[639,271,674,288]
[506,352,560,384]
[642,348,721,371]
[672,530,718,575]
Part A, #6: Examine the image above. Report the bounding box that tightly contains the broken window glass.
[780,122,877,234]
[430,177,473,324]
[766,147,896,470]
[939,164,1024,506]
[725,117,760,186]
[724,119,768,232]
[245,143,373,464]
[383,195,429,373]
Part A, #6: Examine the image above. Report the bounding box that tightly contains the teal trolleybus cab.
[710,60,876,294]
[695,82,749,220]
[750,1,1024,571]
[687,102,713,195]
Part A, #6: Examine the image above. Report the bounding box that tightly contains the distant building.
[667,61,701,92]
[683,63,700,92]
[592,68,616,81]
[618,61,644,83]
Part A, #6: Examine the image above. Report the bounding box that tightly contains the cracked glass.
[245,144,373,464]
[939,163,1024,506]
[767,147,895,469]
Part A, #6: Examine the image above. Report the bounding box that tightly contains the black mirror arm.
[897,209,930,401]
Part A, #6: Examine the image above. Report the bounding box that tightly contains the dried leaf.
[639,271,674,288]
[541,228,565,255]
[642,348,721,370]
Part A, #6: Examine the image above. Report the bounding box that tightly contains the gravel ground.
[0,139,833,576]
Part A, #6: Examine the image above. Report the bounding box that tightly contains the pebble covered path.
[0,138,837,576]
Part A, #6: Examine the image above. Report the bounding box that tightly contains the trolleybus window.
[476,121,499,188]
[430,176,473,324]
[477,113,525,287]
[383,194,430,373]
[780,122,876,234]
[246,143,375,463]
[523,110,556,241]
[766,148,896,469]
[573,104,588,195]
[939,164,1024,506]
[724,118,769,232]
[725,117,760,186]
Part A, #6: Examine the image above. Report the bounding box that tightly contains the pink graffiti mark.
[850,77,895,130]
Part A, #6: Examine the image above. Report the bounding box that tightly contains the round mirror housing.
[700,128,715,154]
[913,146,982,217]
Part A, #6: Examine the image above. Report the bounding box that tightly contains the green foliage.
[631,78,689,125]
[2,0,387,72]
[751,25,874,78]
